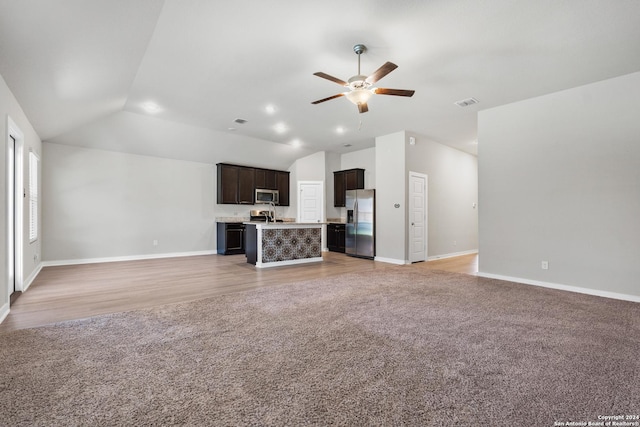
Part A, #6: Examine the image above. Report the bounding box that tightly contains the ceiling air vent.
[454,97,479,107]
[234,118,248,124]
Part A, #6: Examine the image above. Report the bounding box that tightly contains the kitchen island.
[244,222,323,268]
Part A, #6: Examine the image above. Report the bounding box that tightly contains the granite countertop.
[216,217,297,223]
[327,217,346,224]
[216,217,249,223]
[218,217,344,224]
[243,221,324,227]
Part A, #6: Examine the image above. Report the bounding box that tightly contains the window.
[29,151,39,242]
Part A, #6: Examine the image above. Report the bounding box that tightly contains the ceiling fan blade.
[365,62,398,84]
[375,88,415,97]
[313,72,348,86]
[311,93,345,104]
[358,102,369,114]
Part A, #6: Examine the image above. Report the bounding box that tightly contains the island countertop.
[242,221,324,227]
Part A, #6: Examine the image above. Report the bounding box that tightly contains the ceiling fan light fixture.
[311,44,415,114]
[345,88,373,106]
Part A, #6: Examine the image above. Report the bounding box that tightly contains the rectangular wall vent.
[454,97,479,107]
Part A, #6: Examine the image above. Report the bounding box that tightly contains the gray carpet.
[1,268,639,426]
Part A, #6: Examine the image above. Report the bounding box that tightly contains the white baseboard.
[22,262,43,292]
[255,257,323,269]
[477,272,640,303]
[427,249,478,261]
[374,256,407,265]
[41,250,217,267]
[0,302,9,324]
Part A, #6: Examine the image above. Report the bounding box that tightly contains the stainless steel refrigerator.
[345,189,375,259]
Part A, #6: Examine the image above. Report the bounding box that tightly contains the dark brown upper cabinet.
[254,168,277,190]
[276,171,290,206]
[217,163,289,206]
[334,168,365,207]
[237,167,255,204]
[217,163,254,204]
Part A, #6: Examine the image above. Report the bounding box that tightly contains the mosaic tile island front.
[244,222,324,268]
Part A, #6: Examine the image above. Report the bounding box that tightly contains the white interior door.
[7,117,24,298]
[7,135,15,297]
[409,172,427,263]
[298,181,323,223]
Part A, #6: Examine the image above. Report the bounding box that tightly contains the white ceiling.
[1,0,640,164]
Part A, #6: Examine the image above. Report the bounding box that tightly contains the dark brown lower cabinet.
[327,223,346,253]
[245,224,257,264]
[217,222,246,255]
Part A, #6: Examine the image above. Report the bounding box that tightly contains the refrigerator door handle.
[354,200,358,229]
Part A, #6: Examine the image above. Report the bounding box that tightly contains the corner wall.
[0,73,42,322]
[478,71,640,300]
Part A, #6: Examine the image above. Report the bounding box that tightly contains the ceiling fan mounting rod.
[353,44,366,75]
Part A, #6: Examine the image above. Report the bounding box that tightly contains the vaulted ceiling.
[1,0,639,167]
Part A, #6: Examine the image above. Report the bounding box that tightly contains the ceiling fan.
[311,44,415,113]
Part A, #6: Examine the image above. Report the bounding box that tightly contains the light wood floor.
[0,252,478,333]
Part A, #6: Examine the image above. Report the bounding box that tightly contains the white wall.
[42,146,336,264]
[478,71,640,300]
[406,135,478,258]
[321,147,378,222]
[0,73,42,321]
[290,150,326,185]
[375,131,407,263]
[287,151,326,220]
[325,151,341,220]
[341,147,376,189]
[43,143,216,263]
[373,131,478,264]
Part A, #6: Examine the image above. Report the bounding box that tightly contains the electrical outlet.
[541,261,549,270]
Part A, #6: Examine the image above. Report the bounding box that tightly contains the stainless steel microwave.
[255,188,279,204]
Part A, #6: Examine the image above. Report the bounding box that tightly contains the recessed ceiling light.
[142,102,160,114]
[336,126,345,134]
[274,122,288,134]
[343,143,352,147]
[265,104,277,114]
[234,118,248,124]
[228,127,236,131]
[290,139,302,147]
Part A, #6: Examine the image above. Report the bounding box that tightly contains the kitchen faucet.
[268,201,276,223]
